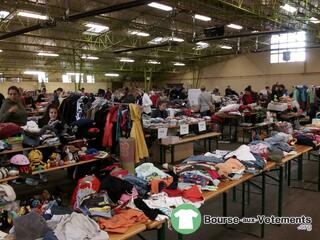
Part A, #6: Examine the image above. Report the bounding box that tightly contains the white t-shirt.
[142,93,153,114]
[174,209,198,229]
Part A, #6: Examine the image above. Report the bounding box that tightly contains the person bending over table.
[151,100,168,119]
[0,86,27,126]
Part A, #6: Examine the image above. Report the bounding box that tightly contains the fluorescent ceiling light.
[148,2,172,11]
[84,23,109,34]
[251,30,259,33]
[194,41,209,50]
[0,50,2,52]
[173,62,185,66]
[280,4,297,13]
[24,71,45,75]
[148,37,165,44]
[194,14,211,22]
[128,30,150,37]
[147,60,161,64]
[220,45,232,49]
[17,11,48,20]
[310,17,320,24]
[0,11,10,19]
[227,23,243,30]
[81,55,99,60]
[169,37,184,42]
[120,58,134,63]
[0,73,3,75]
[37,52,59,57]
[105,73,119,77]
[148,36,184,44]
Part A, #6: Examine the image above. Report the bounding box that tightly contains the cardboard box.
[150,141,193,163]
[161,136,180,145]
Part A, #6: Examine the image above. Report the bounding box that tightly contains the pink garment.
[249,143,269,160]
[215,158,245,177]
[119,187,138,203]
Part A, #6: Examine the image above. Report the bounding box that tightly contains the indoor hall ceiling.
[0,0,319,81]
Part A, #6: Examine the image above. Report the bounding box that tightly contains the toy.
[28,150,45,171]
[47,152,61,168]
[10,154,31,174]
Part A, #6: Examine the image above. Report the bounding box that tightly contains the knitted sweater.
[0,99,27,126]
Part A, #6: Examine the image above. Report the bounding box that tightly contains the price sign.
[157,127,168,139]
[180,124,189,135]
[198,121,206,132]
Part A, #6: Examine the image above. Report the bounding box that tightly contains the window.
[62,73,94,83]
[86,75,95,83]
[38,72,48,83]
[270,31,306,63]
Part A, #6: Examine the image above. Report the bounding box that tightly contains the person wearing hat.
[0,86,27,126]
[198,86,214,117]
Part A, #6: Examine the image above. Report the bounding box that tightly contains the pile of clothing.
[249,131,297,162]
[293,127,320,147]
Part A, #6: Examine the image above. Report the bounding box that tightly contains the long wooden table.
[0,158,105,183]
[109,224,146,240]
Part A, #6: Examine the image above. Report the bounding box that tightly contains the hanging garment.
[102,106,119,148]
[129,104,149,162]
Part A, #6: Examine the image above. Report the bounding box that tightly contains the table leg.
[204,139,207,151]
[241,182,245,217]
[208,138,212,152]
[298,155,303,181]
[232,187,237,202]
[247,182,250,205]
[243,129,245,143]
[215,137,219,150]
[229,121,232,141]
[223,192,228,227]
[157,223,166,240]
[234,122,238,142]
[318,151,320,192]
[288,160,291,187]
[278,166,284,221]
[261,172,266,238]
[163,146,166,164]
[284,162,287,179]
[171,145,175,164]
[160,145,163,164]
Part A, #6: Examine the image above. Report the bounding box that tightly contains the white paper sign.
[157,128,168,139]
[198,121,206,132]
[180,124,189,135]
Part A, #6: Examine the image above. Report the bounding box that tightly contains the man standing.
[198,86,214,117]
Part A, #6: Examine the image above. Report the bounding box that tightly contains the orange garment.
[215,158,245,177]
[99,209,148,234]
[150,177,173,194]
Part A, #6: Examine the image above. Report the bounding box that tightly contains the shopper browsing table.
[198,86,214,117]
[151,100,168,119]
[0,86,27,126]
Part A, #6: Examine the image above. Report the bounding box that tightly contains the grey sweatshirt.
[0,98,27,126]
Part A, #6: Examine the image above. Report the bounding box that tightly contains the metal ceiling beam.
[66,0,154,21]
[0,20,56,40]
[196,30,289,42]
[113,42,178,53]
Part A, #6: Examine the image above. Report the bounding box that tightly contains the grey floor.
[12,142,320,240]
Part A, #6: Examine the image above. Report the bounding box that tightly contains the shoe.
[25,177,39,186]
[96,151,109,159]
